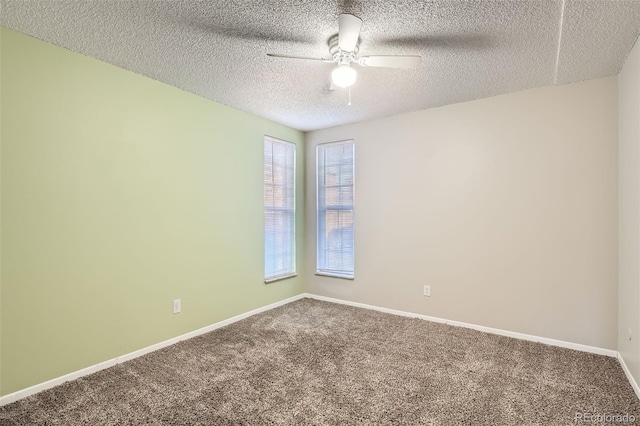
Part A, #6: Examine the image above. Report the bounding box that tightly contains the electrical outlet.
[423,285,431,297]
[173,299,181,314]
[629,328,633,341]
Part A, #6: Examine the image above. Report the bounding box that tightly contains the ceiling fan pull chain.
[348,87,352,106]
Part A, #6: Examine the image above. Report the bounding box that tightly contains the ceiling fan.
[267,14,421,89]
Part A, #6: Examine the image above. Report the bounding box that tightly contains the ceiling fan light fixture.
[268,14,421,92]
[331,64,357,88]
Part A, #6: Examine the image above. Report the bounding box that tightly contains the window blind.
[264,137,296,282]
[317,140,355,279]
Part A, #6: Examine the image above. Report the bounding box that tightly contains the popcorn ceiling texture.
[557,0,640,85]
[1,0,639,131]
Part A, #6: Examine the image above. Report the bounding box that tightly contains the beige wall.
[306,77,618,350]
[619,38,640,384]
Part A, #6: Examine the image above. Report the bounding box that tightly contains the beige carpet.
[1,298,639,425]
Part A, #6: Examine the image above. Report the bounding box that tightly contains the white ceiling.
[2,1,640,131]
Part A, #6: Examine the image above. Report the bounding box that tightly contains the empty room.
[1,0,640,424]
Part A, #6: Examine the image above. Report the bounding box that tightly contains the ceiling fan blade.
[380,35,492,50]
[338,14,362,52]
[267,53,333,62]
[358,55,421,68]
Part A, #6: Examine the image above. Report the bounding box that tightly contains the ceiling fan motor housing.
[328,33,359,63]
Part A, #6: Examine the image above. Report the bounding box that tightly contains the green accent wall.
[0,27,305,396]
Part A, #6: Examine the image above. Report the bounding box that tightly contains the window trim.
[316,139,355,280]
[263,135,296,283]
[314,272,354,280]
[265,273,298,284]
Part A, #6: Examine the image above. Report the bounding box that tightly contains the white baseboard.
[0,292,628,407]
[618,352,640,401]
[0,293,306,407]
[304,293,618,358]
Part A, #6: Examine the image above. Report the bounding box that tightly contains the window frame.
[263,136,297,283]
[316,139,355,280]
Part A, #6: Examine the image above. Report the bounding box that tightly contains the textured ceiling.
[2,0,640,131]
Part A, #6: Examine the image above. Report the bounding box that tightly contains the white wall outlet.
[629,328,632,341]
[173,299,181,314]
[423,285,431,297]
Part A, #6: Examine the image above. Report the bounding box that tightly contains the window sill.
[315,272,354,280]
[264,273,298,284]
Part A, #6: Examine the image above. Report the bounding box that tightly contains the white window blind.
[264,137,296,282]
[317,140,355,279]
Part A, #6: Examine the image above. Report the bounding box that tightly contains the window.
[317,140,355,279]
[264,136,296,282]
